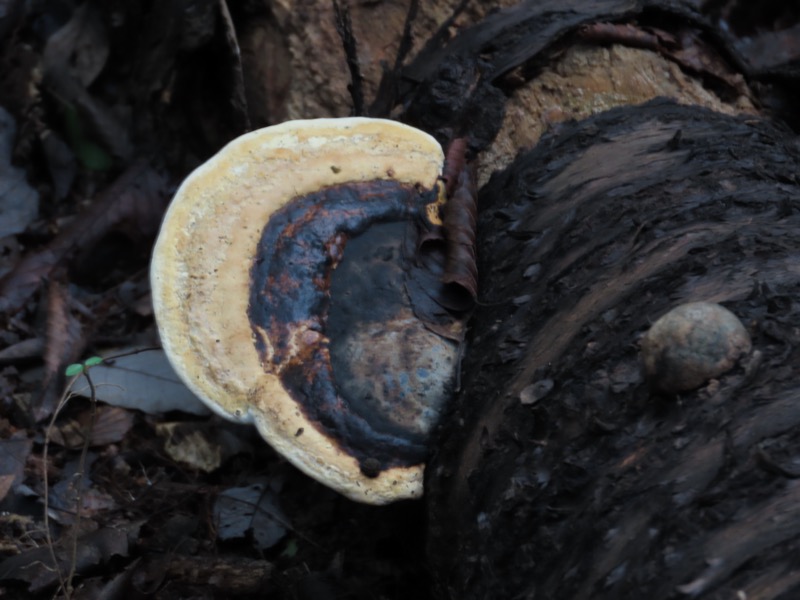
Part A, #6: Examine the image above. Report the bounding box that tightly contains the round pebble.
[641,301,751,393]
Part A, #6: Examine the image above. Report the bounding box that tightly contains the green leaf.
[65,363,85,377]
[84,356,103,367]
[65,356,103,376]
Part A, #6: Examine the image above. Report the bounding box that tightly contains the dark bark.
[408,3,800,598]
[426,99,800,599]
[397,0,789,150]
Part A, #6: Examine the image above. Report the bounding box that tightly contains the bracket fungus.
[640,301,752,394]
[151,118,474,504]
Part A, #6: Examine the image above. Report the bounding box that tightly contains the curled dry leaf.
[442,166,478,301]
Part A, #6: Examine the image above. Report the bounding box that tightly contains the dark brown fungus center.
[248,180,461,473]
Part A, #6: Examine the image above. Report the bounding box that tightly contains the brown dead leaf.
[48,405,134,449]
[160,425,222,472]
[403,141,476,338]
[31,278,86,419]
[442,166,478,302]
[156,421,252,473]
[43,279,82,383]
[20,280,84,420]
[81,406,134,447]
[48,455,116,524]
[0,432,32,502]
[0,524,136,592]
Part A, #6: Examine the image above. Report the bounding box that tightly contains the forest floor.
[0,2,432,599]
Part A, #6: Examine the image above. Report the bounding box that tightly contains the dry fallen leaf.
[0,106,39,238]
[156,421,252,473]
[47,455,116,524]
[213,479,288,551]
[0,524,136,592]
[47,405,134,449]
[80,349,210,416]
[0,432,32,503]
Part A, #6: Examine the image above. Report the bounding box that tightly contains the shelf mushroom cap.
[151,118,454,504]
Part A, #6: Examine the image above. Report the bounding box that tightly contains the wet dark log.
[426,99,800,599]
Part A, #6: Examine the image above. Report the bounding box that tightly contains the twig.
[394,0,419,71]
[66,368,96,595]
[42,361,100,600]
[332,0,364,115]
[42,378,76,598]
[370,0,420,116]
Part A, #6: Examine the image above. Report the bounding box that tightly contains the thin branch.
[65,368,97,595]
[43,380,76,597]
[370,0,420,116]
[332,0,365,115]
[42,363,100,600]
[394,0,420,71]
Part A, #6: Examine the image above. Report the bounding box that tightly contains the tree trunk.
[410,2,800,599]
[427,98,800,600]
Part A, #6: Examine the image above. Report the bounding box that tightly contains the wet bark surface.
[427,100,800,599]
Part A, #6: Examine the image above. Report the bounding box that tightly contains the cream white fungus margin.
[150,118,445,504]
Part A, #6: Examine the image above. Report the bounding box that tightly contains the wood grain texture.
[427,100,800,599]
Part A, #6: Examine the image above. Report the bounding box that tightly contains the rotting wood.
[427,99,800,600]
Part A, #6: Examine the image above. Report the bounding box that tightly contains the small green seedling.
[64,356,104,377]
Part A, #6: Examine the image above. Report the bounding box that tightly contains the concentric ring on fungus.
[151,118,468,504]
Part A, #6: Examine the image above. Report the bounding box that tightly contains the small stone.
[519,379,554,405]
[640,302,751,394]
